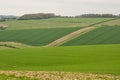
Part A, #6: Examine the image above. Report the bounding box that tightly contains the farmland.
[0,17,120,79]
[0,44,120,74]
[0,46,12,50]
[0,18,115,46]
[62,26,120,46]
[0,18,112,30]
[101,18,120,26]
[0,27,80,46]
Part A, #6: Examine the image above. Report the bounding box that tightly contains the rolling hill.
[0,18,120,79]
[0,18,113,46]
[0,28,80,46]
[0,18,112,30]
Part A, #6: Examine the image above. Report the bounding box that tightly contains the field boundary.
[0,42,31,49]
[84,18,119,27]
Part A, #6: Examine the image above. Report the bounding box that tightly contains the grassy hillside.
[101,18,120,26]
[0,44,120,74]
[62,26,120,46]
[0,18,112,30]
[0,18,115,46]
[48,18,112,23]
[0,28,80,46]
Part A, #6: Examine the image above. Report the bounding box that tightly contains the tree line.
[18,13,56,20]
[18,13,120,20]
[0,15,18,22]
[0,13,120,21]
[75,14,120,18]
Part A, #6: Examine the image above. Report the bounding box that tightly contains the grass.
[62,26,120,46]
[0,18,112,30]
[0,44,120,74]
[0,27,80,46]
[48,18,112,23]
[101,18,120,26]
[0,46,12,50]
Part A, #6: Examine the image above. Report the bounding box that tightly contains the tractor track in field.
[45,18,119,47]
[45,26,96,47]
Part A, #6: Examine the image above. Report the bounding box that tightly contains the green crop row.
[0,28,80,46]
[62,26,120,46]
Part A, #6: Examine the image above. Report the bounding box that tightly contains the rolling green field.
[0,28,80,46]
[0,18,112,30]
[0,18,120,78]
[0,44,120,74]
[62,26,120,46]
[101,19,120,26]
[0,18,115,46]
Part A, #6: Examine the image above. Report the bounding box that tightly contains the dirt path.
[0,71,119,80]
[45,26,96,47]
[45,18,119,47]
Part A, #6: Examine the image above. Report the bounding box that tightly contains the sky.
[0,0,120,16]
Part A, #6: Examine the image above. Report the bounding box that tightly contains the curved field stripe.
[46,18,119,47]
[45,27,96,47]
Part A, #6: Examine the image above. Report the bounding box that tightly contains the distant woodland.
[0,13,120,21]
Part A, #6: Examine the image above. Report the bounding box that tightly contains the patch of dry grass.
[0,71,119,80]
[0,42,32,49]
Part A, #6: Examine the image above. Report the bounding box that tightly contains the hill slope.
[0,28,80,46]
[62,26,120,46]
[46,27,96,47]
[0,18,118,47]
[101,18,120,26]
[0,18,112,30]
[46,18,119,47]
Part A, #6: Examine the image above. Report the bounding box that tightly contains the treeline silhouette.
[0,15,18,22]
[18,13,120,20]
[0,13,120,21]
[18,13,56,20]
[75,14,120,18]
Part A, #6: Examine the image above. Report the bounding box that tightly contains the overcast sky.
[0,0,120,16]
